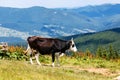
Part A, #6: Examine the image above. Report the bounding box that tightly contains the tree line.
[72,44,120,60]
[0,44,120,60]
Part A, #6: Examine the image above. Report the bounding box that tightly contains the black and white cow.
[25,36,77,67]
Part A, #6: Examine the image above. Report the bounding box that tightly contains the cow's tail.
[24,44,31,55]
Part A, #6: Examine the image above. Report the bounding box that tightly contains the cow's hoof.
[52,63,55,67]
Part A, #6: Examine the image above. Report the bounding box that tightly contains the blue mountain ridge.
[0,4,120,41]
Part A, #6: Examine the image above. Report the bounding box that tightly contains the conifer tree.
[85,48,91,57]
[96,46,103,58]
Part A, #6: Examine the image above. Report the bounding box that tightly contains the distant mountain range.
[0,4,120,41]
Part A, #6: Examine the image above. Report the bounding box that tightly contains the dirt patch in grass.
[61,65,120,77]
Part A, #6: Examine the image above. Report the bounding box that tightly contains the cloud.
[0,0,120,8]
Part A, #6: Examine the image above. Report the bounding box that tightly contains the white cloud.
[0,0,120,8]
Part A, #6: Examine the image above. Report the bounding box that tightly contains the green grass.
[0,56,120,80]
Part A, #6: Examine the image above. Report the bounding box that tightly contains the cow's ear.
[71,38,75,44]
[71,38,73,41]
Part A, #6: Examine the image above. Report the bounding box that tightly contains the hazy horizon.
[0,0,120,8]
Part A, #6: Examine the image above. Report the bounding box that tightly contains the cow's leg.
[55,52,60,66]
[25,45,34,64]
[30,52,34,64]
[59,53,64,57]
[52,53,55,67]
[35,53,41,65]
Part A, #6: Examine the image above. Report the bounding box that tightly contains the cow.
[25,36,77,67]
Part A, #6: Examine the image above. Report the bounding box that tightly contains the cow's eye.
[72,44,74,47]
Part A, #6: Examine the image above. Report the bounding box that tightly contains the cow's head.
[68,38,77,52]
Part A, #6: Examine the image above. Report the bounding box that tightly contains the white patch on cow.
[59,53,64,57]
[27,45,34,65]
[35,53,41,65]
[52,62,55,67]
[30,58,33,64]
[55,52,64,66]
[69,38,77,52]
[26,44,30,51]
[55,52,59,56]
[26,44,41,65]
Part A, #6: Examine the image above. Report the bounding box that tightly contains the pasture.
[0,56,120,80]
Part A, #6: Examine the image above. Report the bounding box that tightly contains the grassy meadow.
[0,55,120,80]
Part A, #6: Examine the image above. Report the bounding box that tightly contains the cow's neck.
[61,41,70,53]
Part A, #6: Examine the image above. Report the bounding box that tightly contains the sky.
[0,0,120,8]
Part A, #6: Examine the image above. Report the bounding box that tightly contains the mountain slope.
[68,4,120,17]
[0,4,120,38]
[0,26,31,40]
[64,28,120,53]
[0,6,98,37]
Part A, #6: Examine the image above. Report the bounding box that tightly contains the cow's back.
[27,36,69,55]
[27,36,55,54]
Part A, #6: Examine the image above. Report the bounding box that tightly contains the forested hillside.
[63,28,120,53]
